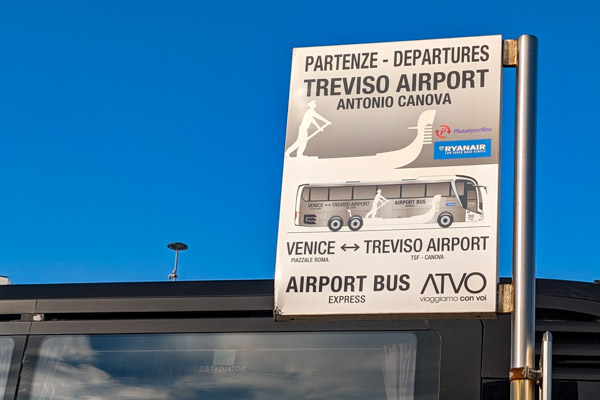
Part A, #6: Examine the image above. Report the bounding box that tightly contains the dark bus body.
[0,278,597,399]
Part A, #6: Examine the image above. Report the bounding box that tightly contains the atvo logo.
[420,272,486,294]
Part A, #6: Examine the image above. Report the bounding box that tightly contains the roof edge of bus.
[302,176,475,186]
[456,174,478,184]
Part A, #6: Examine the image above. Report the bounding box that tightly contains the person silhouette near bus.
[285,101,331,157]
[366,189,388,218]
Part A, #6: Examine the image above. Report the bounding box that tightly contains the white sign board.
[275,35,503,320]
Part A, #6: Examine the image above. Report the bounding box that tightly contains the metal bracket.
[497,283,514,313]
[509,366,541,383]
[510,332,553,400]
[503,39,518,67]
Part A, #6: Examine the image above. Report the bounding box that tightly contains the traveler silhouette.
[366,189,388,218]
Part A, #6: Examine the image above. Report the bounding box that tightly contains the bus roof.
[300,175,478,187]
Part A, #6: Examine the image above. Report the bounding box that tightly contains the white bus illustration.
[294,176,486,231]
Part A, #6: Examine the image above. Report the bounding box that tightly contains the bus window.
[353,185,377,200]
[21,332,441,400]
[0,338,14,398]
[379,185,400,199]
[401,184,425,198]
[426,183,450,197]
[329,186,353,201]
[310,187,329,201]
[466,182,478,212]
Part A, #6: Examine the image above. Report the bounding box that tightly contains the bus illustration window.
[426,183,450,197]
[354,185,377,200]
[330,186,353,201]
[455,181,465,195]
[294,176,486,231]
[310,187,329,201]
[402,184,425,198]
[380,185,400,199]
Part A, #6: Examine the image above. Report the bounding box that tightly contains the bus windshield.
[21,331,441,400]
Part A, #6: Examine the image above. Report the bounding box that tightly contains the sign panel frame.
[275,35,503,320]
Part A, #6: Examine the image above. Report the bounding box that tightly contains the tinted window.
[0,338,14,398]
[21,332,441,400]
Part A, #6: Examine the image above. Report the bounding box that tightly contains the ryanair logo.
[434,139,492,159]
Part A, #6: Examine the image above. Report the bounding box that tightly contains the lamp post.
[167,242,188,281]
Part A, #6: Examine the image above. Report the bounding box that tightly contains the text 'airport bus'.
[295,175,486,231]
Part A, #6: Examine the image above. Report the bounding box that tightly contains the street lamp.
[167,242,188,281]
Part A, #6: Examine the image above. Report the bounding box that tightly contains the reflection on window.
[0,338,14,398]
[24,332,440,400]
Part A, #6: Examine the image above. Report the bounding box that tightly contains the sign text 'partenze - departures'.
[275,35,502,320]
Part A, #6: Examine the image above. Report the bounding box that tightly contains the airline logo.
[434,139,492,159]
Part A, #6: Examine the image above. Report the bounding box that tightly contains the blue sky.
[0,1,597,284]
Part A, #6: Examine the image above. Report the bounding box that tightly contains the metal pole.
[510,35,538,400]
[167,242,188,281]
[540,332,553,400]
[172,250,179,281]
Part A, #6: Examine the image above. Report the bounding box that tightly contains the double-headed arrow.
[341,243,360,252]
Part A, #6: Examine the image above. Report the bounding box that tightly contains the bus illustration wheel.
[328,216,344,232]
[437,212,454,228]
[348,215,363,231]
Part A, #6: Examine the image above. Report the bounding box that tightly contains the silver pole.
[510,35,538,400]
[172,250,179,281]
[540,332,553,400]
